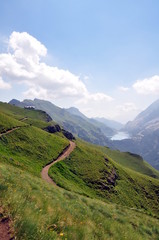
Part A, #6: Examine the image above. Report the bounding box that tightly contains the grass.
[0,102,51,122]
[0,112,26,133]
[102,146,159,179]
[49,139,159,217]
[0,102,159,239]
[1,161,159,240]
[0,125,69,176]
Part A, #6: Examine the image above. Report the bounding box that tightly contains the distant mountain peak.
[66,107,87,119]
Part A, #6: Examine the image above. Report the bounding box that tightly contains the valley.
[0,102,159,239]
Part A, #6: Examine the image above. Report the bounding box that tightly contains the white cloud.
[133,75,159,94]
[0,31,112,105]
[117,102,137,112]
[0,77,11,89]
[119,86,129,92]
[77,92,113,104]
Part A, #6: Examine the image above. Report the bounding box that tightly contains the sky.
[0,0,159,123]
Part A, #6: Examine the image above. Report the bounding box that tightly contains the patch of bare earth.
[0,207,14,240]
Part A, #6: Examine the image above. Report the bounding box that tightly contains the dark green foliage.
[49,139,159,217]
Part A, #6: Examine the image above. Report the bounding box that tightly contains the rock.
[44,124,61,133]
[62,129,75,140]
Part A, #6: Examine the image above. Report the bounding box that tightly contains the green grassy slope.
[49,139,159,217]
[0,102,52,122]
[102,147,159,179]
[0,112,26,132]
[0,101,63,134]
[1,161,159,240]
[9,99,113,146]
[0,104,69,176]
[0,125,68,176]
[0,103,159,239]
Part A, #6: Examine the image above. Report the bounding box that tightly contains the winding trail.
[41,141,76,186]
[0,127,21,137]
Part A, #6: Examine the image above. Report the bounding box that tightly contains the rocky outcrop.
[44,124,75,140]
[44,124,61,133]
[62,129,75,140]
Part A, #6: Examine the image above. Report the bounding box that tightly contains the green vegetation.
[10,98,113,146]
[0,102,159,239]
[49,139,159,217]
[0,112,26,133]
[0,126,68,176]
[1,162,159,240]
[102,147,159,179]
[0,102,51,122]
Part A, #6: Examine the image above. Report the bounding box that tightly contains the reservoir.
[111,131,130,141]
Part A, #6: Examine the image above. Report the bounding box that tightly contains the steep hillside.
[1,101,52,122]
[114,99,159,170]
[102,147,159,178]
[0,112,69,176]
[95,117,123,130]
[9,98,114,146]
[49,139,159,217]
[1,161,159,240]
[0,103,159,239]
[66,107,116,137]
[124,99,159,135]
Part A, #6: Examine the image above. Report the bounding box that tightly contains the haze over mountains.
[114,99,159,170]
[9,98,117,147]
[9,98,159,170]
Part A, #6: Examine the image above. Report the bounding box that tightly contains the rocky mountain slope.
[114,99,159,170]
[9,99,115,147]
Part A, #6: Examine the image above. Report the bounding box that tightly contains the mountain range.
[9,98,159,170]
[9,98,120,147]
[114,99,159,170]
[0,101,159,239]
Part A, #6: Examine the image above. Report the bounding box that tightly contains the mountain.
[66,107,116,137]
[9,98,115,147]
[124,99,159,135]
[1,102,159,239]
[66,107,87,119]
[95,117,123,130]
[114,99,159,170]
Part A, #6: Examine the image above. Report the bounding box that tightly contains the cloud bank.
[133,75,159,95]
[0,31,113,104]
[0,31,158,123]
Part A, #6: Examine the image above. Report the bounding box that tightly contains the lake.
[111,131,130,141]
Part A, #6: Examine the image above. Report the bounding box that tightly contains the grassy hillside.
[1,161,159,240]
[0,112,26,133]
[9,99,114,147]
[0,103,69,176]
[49,139,159,217]
[102,147,159,179]
[0,125,68,176]
[0,102,52,122]
[0,102,159,239]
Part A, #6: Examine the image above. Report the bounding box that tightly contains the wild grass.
[49,139,159,217]
[1,161,159,240]
[0,102,51,122]
[0,112,26,133]
[0,103,159,239]
[102,146,159,178]
[0,125,68,176]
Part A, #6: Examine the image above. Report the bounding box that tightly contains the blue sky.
[0,0,159,122]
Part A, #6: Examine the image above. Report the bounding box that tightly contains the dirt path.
[41,141,76,185]
[0,207,14,240]
[19,117,28,122]
[0,127,20,137]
